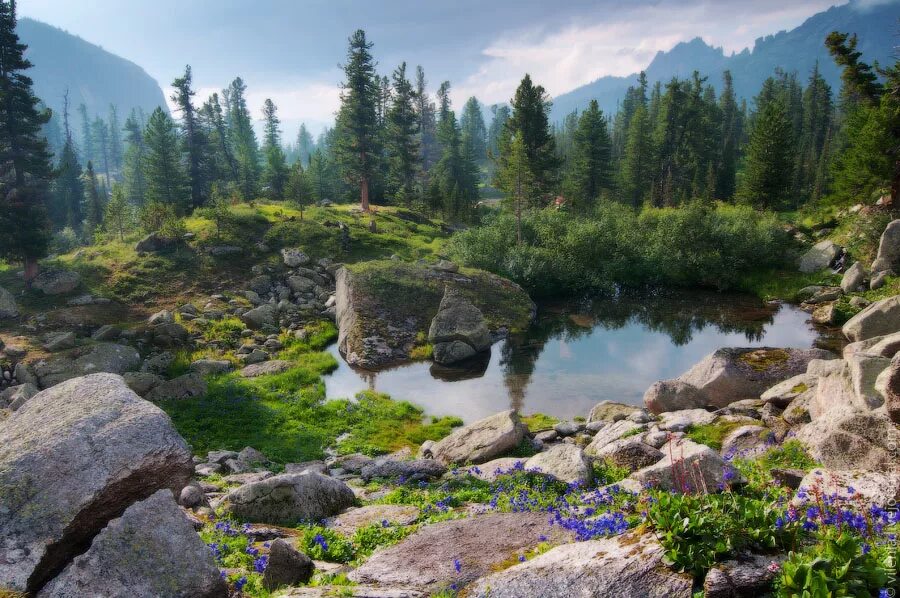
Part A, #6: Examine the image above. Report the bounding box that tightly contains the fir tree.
[619,103,651,206]
[741,99,794,210]
[104,183,129,240]
[225,77,260,199]
[201,92,239,185]
[285,161,311,219]
[0,0,53,282]
[334,30,380,211]
[565,99,612,211]
[384,62,419,205]
[460,97,487,165]
[414,66,439,175]
[296,123,315,166]
[83,161,104,235]
[260,98,288,198]
[171,65,209,208]
[716,71,741,200]
[91,117,111,193]
[496,133,533,245]
[122,110,147,205]
[77,103,92,164]
[506,74,559,200]
[108,104,123,173]
[142,107,188,209]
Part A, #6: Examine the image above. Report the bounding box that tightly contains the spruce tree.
[142,107,189,210]
[285,161,311,219]
[122,110,147,205]
[260,98,288,198]
[91,117,112,191]
[296,123,315,166]
[496,133,533,245]
[50,91,84,231]
[77,103,93,164]
[414,66,439,175]
[0,0,53,282]
[716,71,741,200]
[104,183,129,241]
[460,97,487,165]
[565,99,612,211]
[83,161,104,235]
[619,103,651,206]
[108,104,124,173]
[506,74,558,200]
[384,62,419,205]
[225,77,261,199]
[741,99,794,210]
[172,65,209,208]
[433,82,478,219]
[201,92,239,185]
[334,30,380,211]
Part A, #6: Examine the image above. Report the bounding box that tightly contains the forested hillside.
[551,0,899,122]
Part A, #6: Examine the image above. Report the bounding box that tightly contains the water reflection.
[324,290,820,422]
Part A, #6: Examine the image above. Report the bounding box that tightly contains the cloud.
[451,0,840,106]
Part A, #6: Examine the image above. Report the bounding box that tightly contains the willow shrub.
[447,202,791,297]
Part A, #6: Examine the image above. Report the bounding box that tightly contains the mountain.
[17,17,167,121]
[550,0,900,122]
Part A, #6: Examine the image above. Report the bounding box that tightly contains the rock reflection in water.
[324,290,819,422]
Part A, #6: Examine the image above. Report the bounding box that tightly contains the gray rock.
[223,471,274,485]
[238,446,268,465]
[241,303,278,329]
[428,287,491,364]
[432,340,477,364]
[0,285,18,318]
[720,425,770,457]
[430,410,525,465]
[793,469,900,508]
[179,484,205,508]
[221,472,356,525]
[91,324,121,341]
[523,443,592,484]
[873,219,900,272]
[361,458,447,482]
[282,248,311,268]
[643,379,707,414]
[38,490,225,598]
[466,457,527,481]
[190,358,233,375]
[797,408,900,469]
[239,359,293,377]
[327,504,421,537]
[0,374,193,592]
[590,438,664,472]
[467,533,693,598]
[840,261,866,293]
[263,538,315,590]
[798,240,841,273]
[760,372,818,408]
[348,512,571,592]
[7,383,38,411]
[42,331,76,352]
[208,245,242,257]
[703,553,783,598]
[630,438,744,493]
[287,275,317,294]
[431,259,459,273]
[843,296,900,342]
[328,453,375,474]
[145,373,207,402]
[33,269,80,295]
[870,270,893,290]
[587,400,639,422]
[238,348,269,365]
[584,420,644,455]
[847,353,890,409]
[123,371,163,396]
[658,408,716,431]
[134,232,176,253]
[148,309,174,326]
[31,342,141,389]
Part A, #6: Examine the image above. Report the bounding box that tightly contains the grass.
[737,268,841,302]
[685,420,753,451]
[520,413,558,431]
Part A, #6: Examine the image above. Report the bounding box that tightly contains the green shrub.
[297,525,355,562]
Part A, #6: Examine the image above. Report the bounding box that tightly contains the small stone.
[263,538,315,590]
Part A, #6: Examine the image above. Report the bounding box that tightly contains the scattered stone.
[658,408,716,431]
[770,468,806,490]
[793,469,900,508]
[328,453,376,474]
[524,443,592,484]
[31,342,141,388]
[587,400,639,422]
[0,374,193,592]
[240,359,293,377]
[145,373,207,402]
[282,248,311,268]
[38,489,225,598]
[91,324,121,341]
[872,219,900,272]
[6,383,38,411]
[123,371,163,396]
[361,458,447,482]
[222,471,274,485]
[842,296,900,342]
[43,331,76,351]
[263,538,315,591]
[0,285,18,318]
[348,512,571,593]
[33,269,80,295]
[431,259,459,273]
[208,245,242,257]
[328,505,421,537]
[179,484,206,508]
[703,553,783,598]
[134,232,177,253]
[760,373,818,408]
[241,303,278,329]
[221,472,356,525]
[467,533,693,598]
[630,438,743,493]
[798,240,841,273]
[870,270,892,290]
[430,409,525,465]
[720,425,770,457]
[590,438,664,472]
[584,420,644,455]
[190,358,233,375]
[643,379,707,414]
[840,261,866,293]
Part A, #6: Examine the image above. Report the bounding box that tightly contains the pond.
[324,290,830,423]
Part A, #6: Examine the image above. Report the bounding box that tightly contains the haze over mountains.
[550,0,899,121]
[14,0,900,134]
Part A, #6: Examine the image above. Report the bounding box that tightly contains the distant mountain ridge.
[550,0,900,122]
[17,17,167,121]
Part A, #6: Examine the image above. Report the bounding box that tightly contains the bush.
[446,202,792,297]
[51,226,80,253]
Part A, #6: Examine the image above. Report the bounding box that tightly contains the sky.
[18,0,856,139]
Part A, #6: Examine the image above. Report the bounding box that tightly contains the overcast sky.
[18,0,858,138]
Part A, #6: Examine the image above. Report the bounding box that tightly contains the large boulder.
[467,533,693,598]
[145,373,207,402]
[348,512,571,592]
[0,374,193,593]
[38,490,226,598]
[842,296,900,342]
[798,240,841,273]
[884,353,900,423]
[872,219,900,273]
[281,248,311,268]
[840,261,866,293]
[630,438,744,493]
[220,472,356,525]
[793,469,900,508]
[241,303,278,329]
[428,287,491,365]
[523,443,592,484]
[0,285,18,318]
[33,269,80,295]
[334,262,533,369]
[760,372,819,408]
[327,505,421,537]
[428,410,525,465]
[584,419,644,455]
[134,232,176,253]
[262,538,315,591]
[795,409,900,469]
[643,379,707,414]
[30,342,141,389]
[646,347,833,412]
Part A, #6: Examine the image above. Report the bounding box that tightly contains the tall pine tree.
[260,98,288,198]
[143,107,189,210]
[122,110,147,205]
[505,74,558,201]
[51,91,84,231]
[384,62,419,205]
[565,99,612,211]
[172,65,209,208]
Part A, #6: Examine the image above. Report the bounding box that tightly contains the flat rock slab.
[221,472,356,525]
[429,409,525,465]
[240,360,294,377]
[37,490,225,597]
[0,373,193,593]
[327,505,421,537]
[467,533,693,598]
[348,512,572,592]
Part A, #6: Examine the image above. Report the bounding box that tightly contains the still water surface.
[324,291,823,423]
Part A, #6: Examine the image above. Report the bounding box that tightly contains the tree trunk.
[23,257,39,288]
[360,177,370,212]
